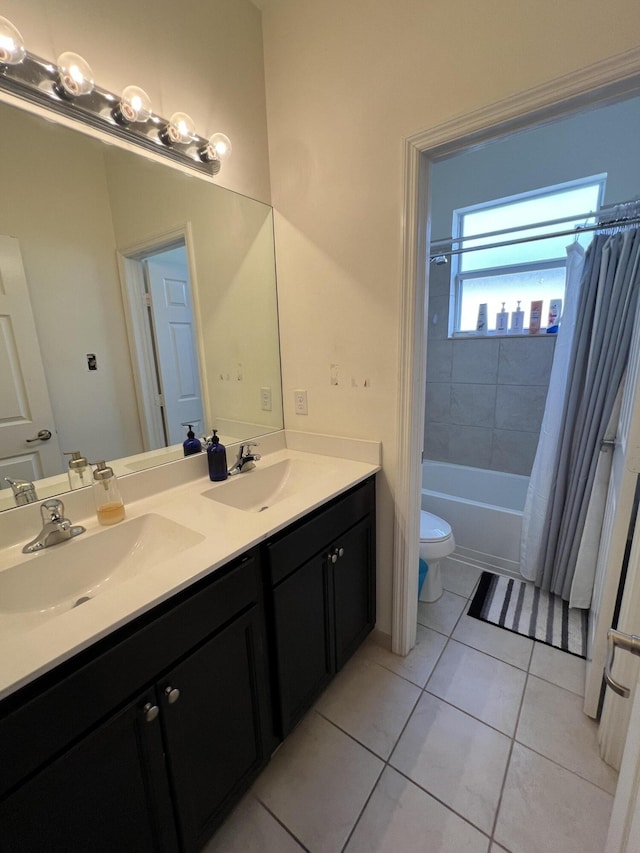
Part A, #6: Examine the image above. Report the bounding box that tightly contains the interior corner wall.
[259,0,640,636]
[2,0,271,204]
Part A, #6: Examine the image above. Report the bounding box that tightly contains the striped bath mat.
[468,572,588,658]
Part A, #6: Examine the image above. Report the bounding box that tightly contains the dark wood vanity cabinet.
[266,477,376,736]
[0,551,272,853]
[0,475,376,851]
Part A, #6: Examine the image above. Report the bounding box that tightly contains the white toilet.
[418,510,456,602]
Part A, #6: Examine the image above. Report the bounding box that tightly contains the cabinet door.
[0,690,177,853]
[272,551,334,737]
[159,605,270,852]
[333,516,376,671]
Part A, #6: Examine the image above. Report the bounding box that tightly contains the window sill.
[450,330,558,340]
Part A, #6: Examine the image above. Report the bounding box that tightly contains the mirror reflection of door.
[142,245,204,446]
[0,236,63,490]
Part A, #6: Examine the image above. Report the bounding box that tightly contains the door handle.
[604,628,640,698]
[26,429,52,443]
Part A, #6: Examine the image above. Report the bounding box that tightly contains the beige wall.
[2,0,271,204]
[260,0,640,634]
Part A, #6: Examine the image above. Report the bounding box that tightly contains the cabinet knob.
[164,685,181,704]
[330,553,338,564]
[338,547,345,558]
[142,702,159,722]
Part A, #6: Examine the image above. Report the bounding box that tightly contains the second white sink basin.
[0,513,204,617]
[202,458,329,512]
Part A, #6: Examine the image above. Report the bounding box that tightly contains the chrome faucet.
[22,499,85,554]
[228,443,261,476]
[4,477,38,507]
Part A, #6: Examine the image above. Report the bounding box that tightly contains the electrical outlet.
[260,386,272,411]
[294,389,308,415]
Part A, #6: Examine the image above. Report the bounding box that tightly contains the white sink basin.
[0,513,204,617]
[202,458,329,512]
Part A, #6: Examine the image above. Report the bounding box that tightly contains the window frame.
[447,174,607,338]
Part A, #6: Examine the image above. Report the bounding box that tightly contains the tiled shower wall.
[424,264,556,476]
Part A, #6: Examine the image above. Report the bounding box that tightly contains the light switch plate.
[260,386,272,411]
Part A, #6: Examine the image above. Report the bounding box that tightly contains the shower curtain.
[521,223,640,604]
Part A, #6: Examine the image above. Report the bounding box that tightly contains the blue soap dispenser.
[207,429,228,481]
[183,424,202,457]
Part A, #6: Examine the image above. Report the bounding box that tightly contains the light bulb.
[0,17,26,65]
[159,111,196,145]
[200,132,232,163]
[55,51,94,98]
[113,85,152,124]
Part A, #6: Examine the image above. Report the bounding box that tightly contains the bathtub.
[421,460,529,576]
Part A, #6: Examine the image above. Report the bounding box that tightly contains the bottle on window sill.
[511,300,525,334]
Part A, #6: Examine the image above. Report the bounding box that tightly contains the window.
[449,176,606,335]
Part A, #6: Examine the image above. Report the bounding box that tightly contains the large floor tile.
[253,711,383,853]
[314,655,421,759]
[516,675,617,793]
[359,624,447,687]
[204,793,304,852]
[441,559,482,597]
[452,615,533,670]
[390,692,511,833]
[494,743,613,853]
[427,641,526,735]
[418,590,467,636]
[529,642,586,696]
[345,767,489,853]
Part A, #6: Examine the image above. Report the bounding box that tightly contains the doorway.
[393,50,640,657]
[118,231,205,452]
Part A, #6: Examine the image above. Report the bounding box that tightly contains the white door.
[146,257,204,445]
[0,236,61,489]
[584,297,640,720]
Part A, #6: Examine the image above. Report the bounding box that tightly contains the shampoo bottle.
[511,300,525,334]
[207,429,228,481]
[92,461,125,525]
[496,302,509,334]
[547,299,563,334]
[183,424,202,456]
[476,303,488,334]
[529,300,543,335]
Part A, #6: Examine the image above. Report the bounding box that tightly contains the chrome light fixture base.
[0,52,224,178]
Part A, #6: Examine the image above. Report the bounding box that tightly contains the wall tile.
[426,339,453,382]
[427,262,451,299]
[425,383,451,423]
[424,423,450,461]
[495,385,548,432]
[449,425,492,468]
[490,429,538,476]
[450,384,496,428]
[452,339,499,384]
[498,337,555,385]
[426,294,450,341]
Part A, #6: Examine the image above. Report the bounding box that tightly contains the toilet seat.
[420,510,452,543]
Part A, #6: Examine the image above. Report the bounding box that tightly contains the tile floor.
[206,560,617,853]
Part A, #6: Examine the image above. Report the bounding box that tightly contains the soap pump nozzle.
[64,450,92,489]
[90,460,125,526]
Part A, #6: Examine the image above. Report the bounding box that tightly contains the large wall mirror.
[0,98,283,511]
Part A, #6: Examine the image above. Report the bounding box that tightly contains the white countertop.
[0,434,380,701]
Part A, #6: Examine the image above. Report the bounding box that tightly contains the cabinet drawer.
[0,550,260,798]
[266,478,374,586]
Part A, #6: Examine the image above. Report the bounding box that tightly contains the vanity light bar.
[0,26,229,178]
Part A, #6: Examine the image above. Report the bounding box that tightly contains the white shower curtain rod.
[430,203,640,260]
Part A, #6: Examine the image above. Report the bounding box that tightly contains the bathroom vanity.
[0,451,377,852]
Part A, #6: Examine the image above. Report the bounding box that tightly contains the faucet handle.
[40,498,65,523]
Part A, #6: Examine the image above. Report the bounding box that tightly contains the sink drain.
[72,596,92,608]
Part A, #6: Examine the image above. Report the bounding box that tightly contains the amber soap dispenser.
[92,460,125,525]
